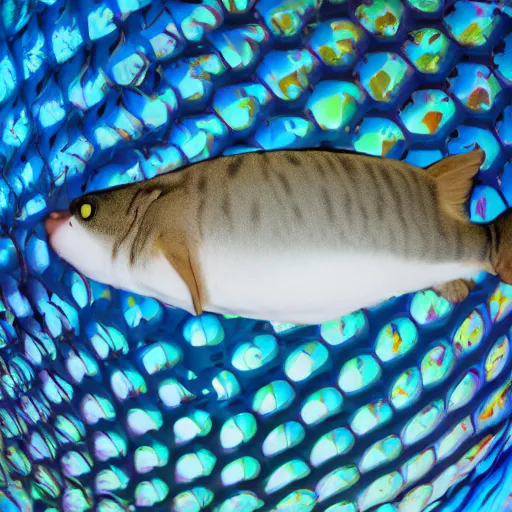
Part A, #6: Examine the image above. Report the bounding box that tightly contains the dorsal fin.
[428,149,484,222]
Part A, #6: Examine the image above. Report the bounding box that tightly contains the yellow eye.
[80,202,93,220]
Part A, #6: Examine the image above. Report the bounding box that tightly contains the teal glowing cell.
[87,5,117,40]
[265,459,311,494]
[356,52,411,103]
[29,429,57,461]
[399,485,433,512]
[494,33,512,84]
[6,444,32,476]
[436,416,474,461]
[410,290,453,327]
[252,380,296,416]
[449,127,500,170]
[475,377,512,432]
[174,410,212,446]
[134,442,169,474]
[300,387,343,426]
[95,467,130,494]
[353,117,405,158]
[272,490,318,512]
[256,0,320,38]
[400,448,436,486]
[262,421,305,457]
[86,322,128,360]
[51,12,83,64]
[375,317,418,363]
[325,502,358,512]
[231,334,278,371]
[135,478,168,507]
[0,49,17,107]
[338,353,382,394]
[306,80,365,131]
[208,25,269,72]
[359,435,403,473]
[402,28,450,74]
[80,393,116,425]
[126,408,163,437]
[256,49,319,101]
[357,471,404,510]
[93,431,127,461]
[308,19,364,68]
[60,450,93,477]
[309,427,355,467]
[212,370,241,400]
[448,63,502,113]
[401,399,445,447]
[175,449,217,483]
[420,341,456,388]
[452,308,485,357]
[406,0,442,12]
[320,310,368,346]
[221,457,261,486]
[172,487,214,512]
[253,115,317,149]
[158,378,195,408]
[470,184,507,223]
[485,335,510,382]
[213,83,273,134]
[183,314,225,347]
[316,465,360,502]
[284,341,329,382]
[219,0,256,14]
[447,368,481,413]
[355,0,404,37]
[443,1,500,47]
[399,89,456,136]
[31,466,61,501]
[220,412,258,450]
[110,366,147,402]
[214,491,263,512]
[488,283,512,323]
[351,399,393,436]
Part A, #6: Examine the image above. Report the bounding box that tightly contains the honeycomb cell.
[494,32,512,84]
[300,387,343,426]
[452,308,486,357]
[351,399,393,436]
[447,368,481,413]
[263,421,305,457]
[252,115,318,149]
[170,0,224,42]
[401,399,445,447]
[357,471,404,510]
[272,490,317,512]
[284,341,329,382]
[255,0,320,38]
[252,380,296,416]
[135,478,168,507]
[308,19,365,69]
[400,448,436,486]
[316,465,360,502]
[325,502,358,512]
[399,89,456,136]
[175,449,217,483]
[355,0,404,38]
[174,410,212,446]
[265,459,311,494]
[475,377,512,432]
[443,1,501,47]
[256,49,320,101]
[448,63,503,114]
[406,0,443,13]
[231,334,278,371]
[221,457,261,486]
[420,341,456,388]
[306,80,365,132]
[352,117,406,158]
[356,52,412,103]
[359,435,403,473]
[402,28,451,74]
[212,370,241,400]
[375,317,418,363]
[436,416,474,461]
[488,282,512,323]
[139,341,182,375]
[320,310,368,346]
[470,184,507,223]
[484,335,510,382]
[214,491,263,512]
[183,314,225,347]
[172,487,214,512]
[220,413,257,450]
[337,354,382,394]
[409,290,453,326]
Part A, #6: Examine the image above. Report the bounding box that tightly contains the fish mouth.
[44,211,72,239]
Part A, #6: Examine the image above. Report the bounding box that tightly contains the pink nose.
[44,211,71,237]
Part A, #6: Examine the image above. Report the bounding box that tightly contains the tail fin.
[427,149,484,222]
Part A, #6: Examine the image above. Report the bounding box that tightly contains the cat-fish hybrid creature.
[45,149,510,325]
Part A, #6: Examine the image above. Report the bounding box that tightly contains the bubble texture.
[0,1,512,512]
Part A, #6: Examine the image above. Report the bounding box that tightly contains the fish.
[44,147,508,325]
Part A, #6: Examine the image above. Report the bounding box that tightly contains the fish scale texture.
[0,0,512,511]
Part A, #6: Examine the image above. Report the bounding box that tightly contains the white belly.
[124,247,479,325]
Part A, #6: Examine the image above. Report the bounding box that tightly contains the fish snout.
[44,211,71,237]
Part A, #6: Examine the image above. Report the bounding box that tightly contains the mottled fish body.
[46,149,508,324]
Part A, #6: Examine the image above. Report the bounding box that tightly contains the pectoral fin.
[157,235,203,316]
[428,149,484,221]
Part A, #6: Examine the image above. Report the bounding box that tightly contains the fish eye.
[77,200,96,221]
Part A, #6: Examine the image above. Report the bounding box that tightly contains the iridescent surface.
[1,1,512,511]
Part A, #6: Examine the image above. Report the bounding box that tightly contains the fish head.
[490,208,512,285]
